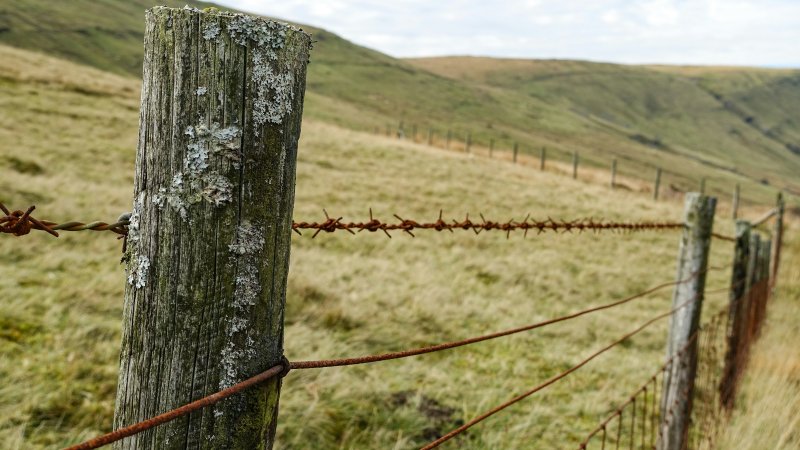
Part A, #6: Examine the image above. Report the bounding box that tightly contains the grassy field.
[1,43,798,449]
[2,1,800,209]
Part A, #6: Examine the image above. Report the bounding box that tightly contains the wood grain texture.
[659,193,716,450]
[113,6,310,449]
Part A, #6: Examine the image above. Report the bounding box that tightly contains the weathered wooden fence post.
[654,168,662,201]
[754,238,772,337]
[732,184,740,220]
[513,142,519,163]
[610,159,617,189]
[772,192,784,285]
[489,139,494,158]
[398,120,404,139]
[659,193,716,450]
[572,151,579,179]
[719,220,751,410]
[465,132,471,154]
[114,7,311,449]
[427,127,433,146]
[540,147,546,170]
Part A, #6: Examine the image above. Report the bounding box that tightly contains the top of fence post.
[771,192,784,287]
[659,192,716,450]
[113,7,311,449]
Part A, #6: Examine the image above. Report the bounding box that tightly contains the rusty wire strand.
[290,267,725,370]
[1,204,738,241]
[419,292,706,450]
[63,364,285,450]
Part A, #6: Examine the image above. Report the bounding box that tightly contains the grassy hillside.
[1,43,798,449]
[1,1,797,209]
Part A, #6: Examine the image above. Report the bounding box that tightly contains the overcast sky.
[213,0,800,67]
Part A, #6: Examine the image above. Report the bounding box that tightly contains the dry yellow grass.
[0,44,796,449]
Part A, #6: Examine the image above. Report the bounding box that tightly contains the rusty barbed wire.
[1,204,740,242]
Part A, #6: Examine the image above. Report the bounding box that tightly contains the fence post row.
[113,7,310,449]
[659,193,716,450]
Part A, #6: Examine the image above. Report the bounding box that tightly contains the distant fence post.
[771,192,784,285]
[719,220,751,410]
[540,147,546,170]
[113,7,310,448]
[398,120,404,139]
[513,142,519,163]
[427,127,433,146]
[654,168,662,201]
[700,178,706,195]
[489,139,494,158]
[572,151,579,179]
[446,129,452,149]
[610,159,617,188]
[732,184,740,220]
[659,193,716,450]
[465,132,471,154]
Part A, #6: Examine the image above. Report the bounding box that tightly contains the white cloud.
[213,0,800,67]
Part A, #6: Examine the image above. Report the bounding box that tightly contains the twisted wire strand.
[419,294,704,450]
[1,203,738,241]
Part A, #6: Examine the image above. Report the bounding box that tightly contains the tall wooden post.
[427,127,433,146]
[540,147,546,170]
[654,168,662,201]
[732,184,740,220]
[489,139,494,158]
[772,192,784,285]
[572,151,579,179]
[719,220,751,410]
[114,7,311,449]
[659,193,716,450]
[465,132,471,154]
[513,142,519,163]
[754,238,772,336]
[610,159,617,189]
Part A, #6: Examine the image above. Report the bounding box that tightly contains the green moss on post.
[114,7,311,449]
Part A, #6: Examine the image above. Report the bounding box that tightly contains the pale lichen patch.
[252,50,295,126]
[229,223,265,255]
[202,22,220,40]
[127,192,146,244]
[127,255,150,289]
[196,86,208,96]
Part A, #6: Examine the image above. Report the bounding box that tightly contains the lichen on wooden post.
[659,193,716,450]
[114,7,311,449]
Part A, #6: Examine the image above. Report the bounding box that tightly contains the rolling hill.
[1,0,798,207]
